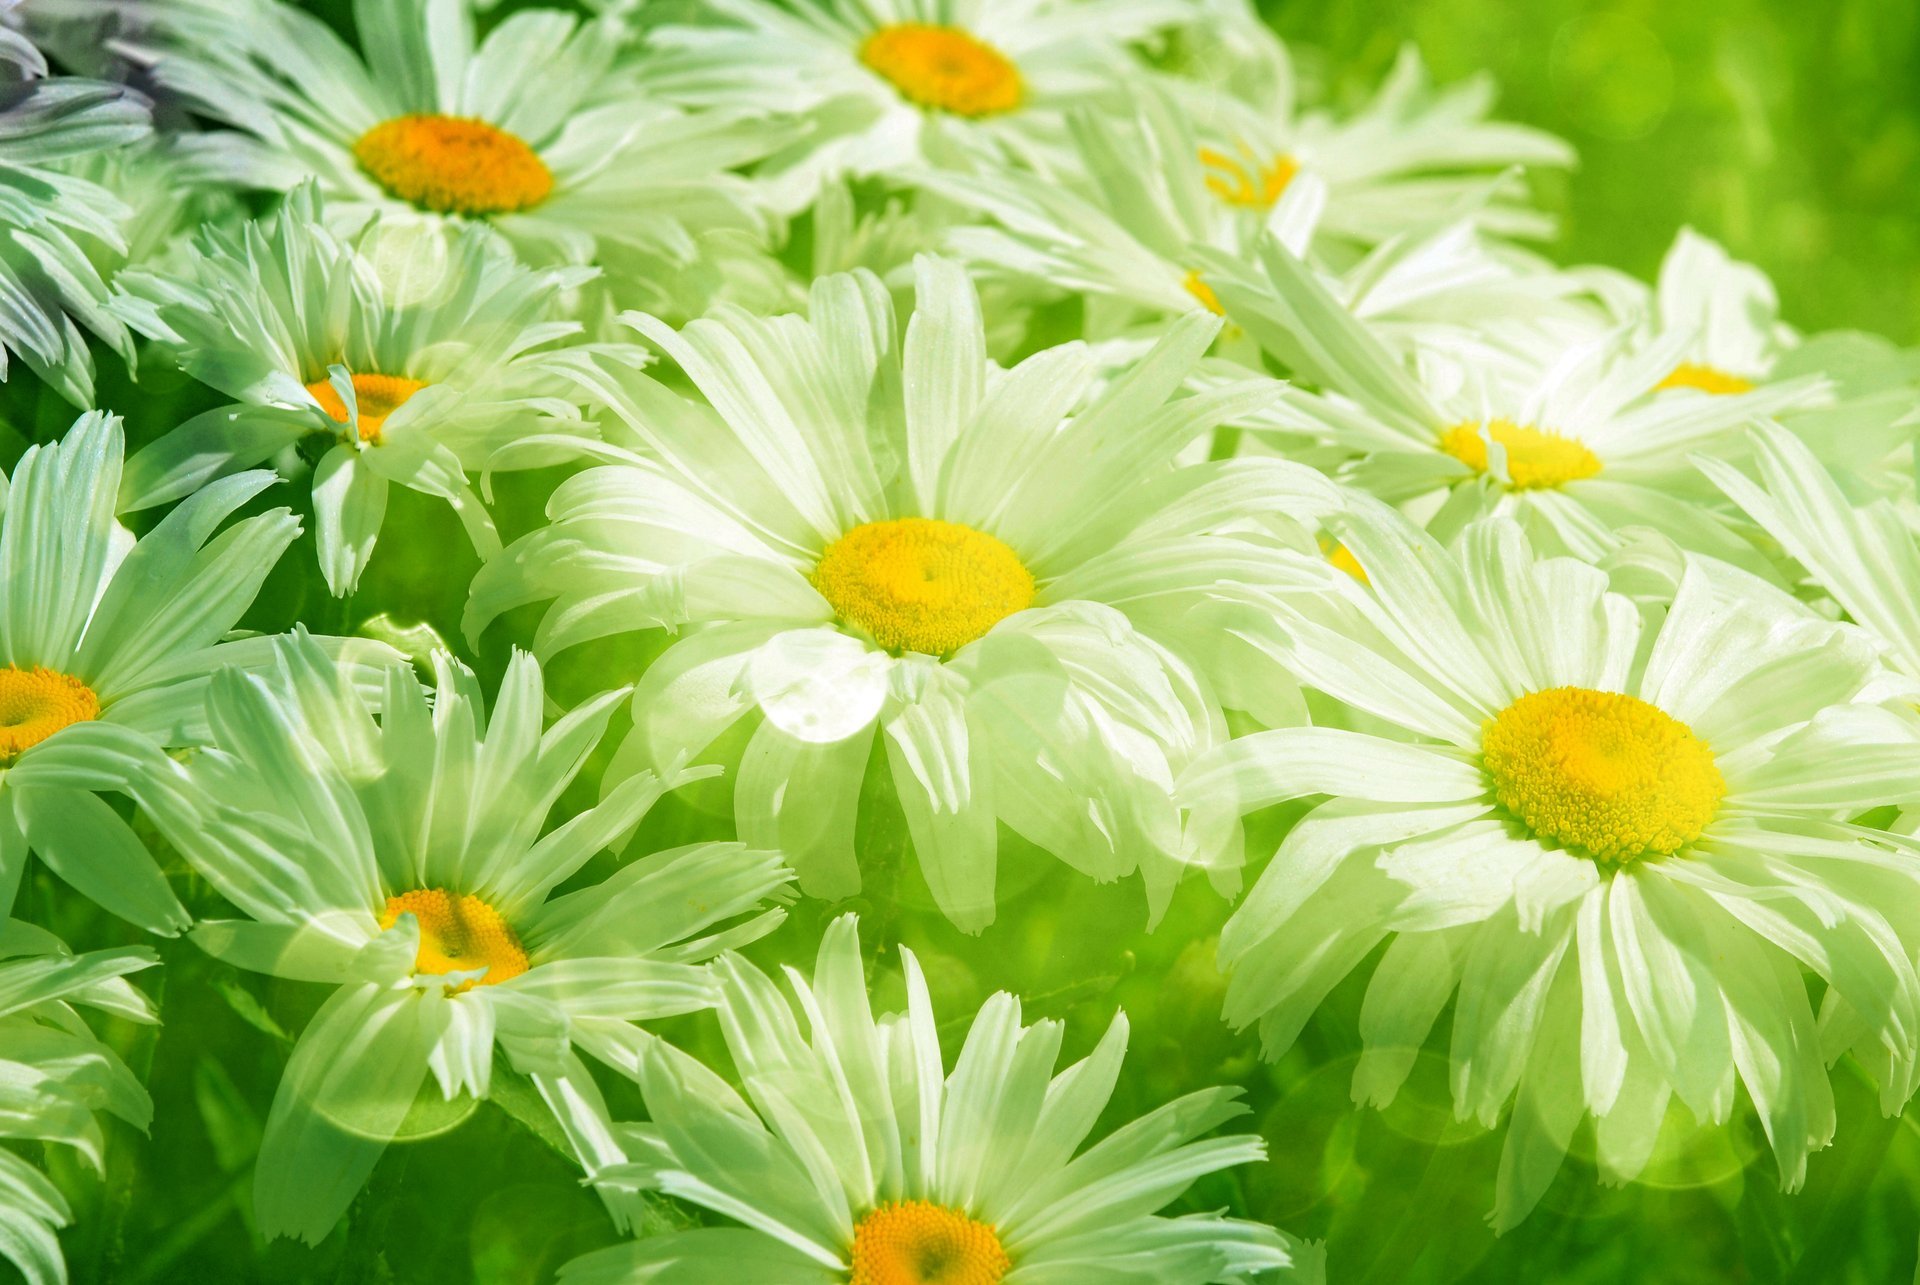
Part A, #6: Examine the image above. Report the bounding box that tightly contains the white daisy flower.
[1207,234,1823,565]
[0,410,363,934]
[927,86,1601,362]
[1181,507,1920,1229]
[466,255,1338,932]
[560,913,1322,1285]
[631,0,1188,210]
[115,184,600,596]
[131,0,781,269]
[0,919,158,1285]
[1637,227,1795,396]
[1161,5,1573,255]
[0,9,151,405]
[152,633,794,1245]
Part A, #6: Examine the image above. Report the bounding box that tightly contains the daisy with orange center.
[0,411,326,936]
[152,636,793,1247]
[631,0,1183,208]
[559,916,1320,1285]
[115,184,601,596]
[137,0,779,265]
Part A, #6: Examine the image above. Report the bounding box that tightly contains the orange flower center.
[1200,146,1299,208]
[1438,419,1602,490]
[353,114,553,216]
[849,1201,1011,1285]
[304,373,427,443]
[859,24,1023,117]
[379,889,530,992]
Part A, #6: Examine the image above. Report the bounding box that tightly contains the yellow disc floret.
[814,518,1034,656]
[1182,270,1225,316]
[354,114,553,216]
[1482,687,1724,863]
[305,373,428,443]
[380,889,530,992]
[1438,419,1602,490]
[859,24,1023,117]
[1199,146,1299,208]
[849,1201,1012,1285]
[1657,362,1756,395]
[0,666,100,761]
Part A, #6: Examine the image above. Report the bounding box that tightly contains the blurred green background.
[1263,0,1920,344]
[11,2,1920,1284]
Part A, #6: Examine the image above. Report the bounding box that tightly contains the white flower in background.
[0,8,151,405]
[1637,227,1796,395]
[152,634,793,1245]
[0,411,339,934]
[1160,3,1573,257]
[928,86,1601,362]
[630,0,1188,210]
[1206,234,1823,566]
[560,914,1323,1285]
[116,184,600,596]
[0,919,158,1285]
[1181,508,1920,1229]
[131,0,781,269]
[467,256,1339,932]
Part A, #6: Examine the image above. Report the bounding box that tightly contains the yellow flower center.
[0,666,100,761]
[304,373,428,443]
[859,24,1023,117]
[849,1201,1012,1285]
[1182,270,1224,316]
[1657,362,1755,395]
[1199,146,1299,208]
[1324,540,1369,585]
[1438,419,1602,490]
[1481,687,1724,863]
[813,518,1034,656]
[353,114,553,216]
[379,889,530,992]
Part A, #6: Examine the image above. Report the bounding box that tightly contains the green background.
[10,1,1920,1283]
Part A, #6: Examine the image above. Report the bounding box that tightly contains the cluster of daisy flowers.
[4,0,1920,1281]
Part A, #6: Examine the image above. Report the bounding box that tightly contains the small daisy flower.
[0,919,159,1285]
[559,914,1322,1285]
[1182,507,1920,1229]
[0,9,151,405]
[1208,234,1823,565]
[133,0,780,268]
[152,633,794,1245]
[0,411,350,934]
[1162,11,1573,255]
[632,0,1189,209]
[467,255,1338,931]
[116,184,599,596]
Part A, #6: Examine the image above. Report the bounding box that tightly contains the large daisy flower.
[466,255,1338,931]
[0,919,158,1285]
[150,633,794,1245]
[1181,507,1920,1229]
[1207,234,1822,565]
[560,913,1322,1285]
[132,0,780,269]
[0,7,151,405]
[115,184,598,596]
[631,0,1188,209]
[1162,5,1573,256]
[0,410,364,934]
